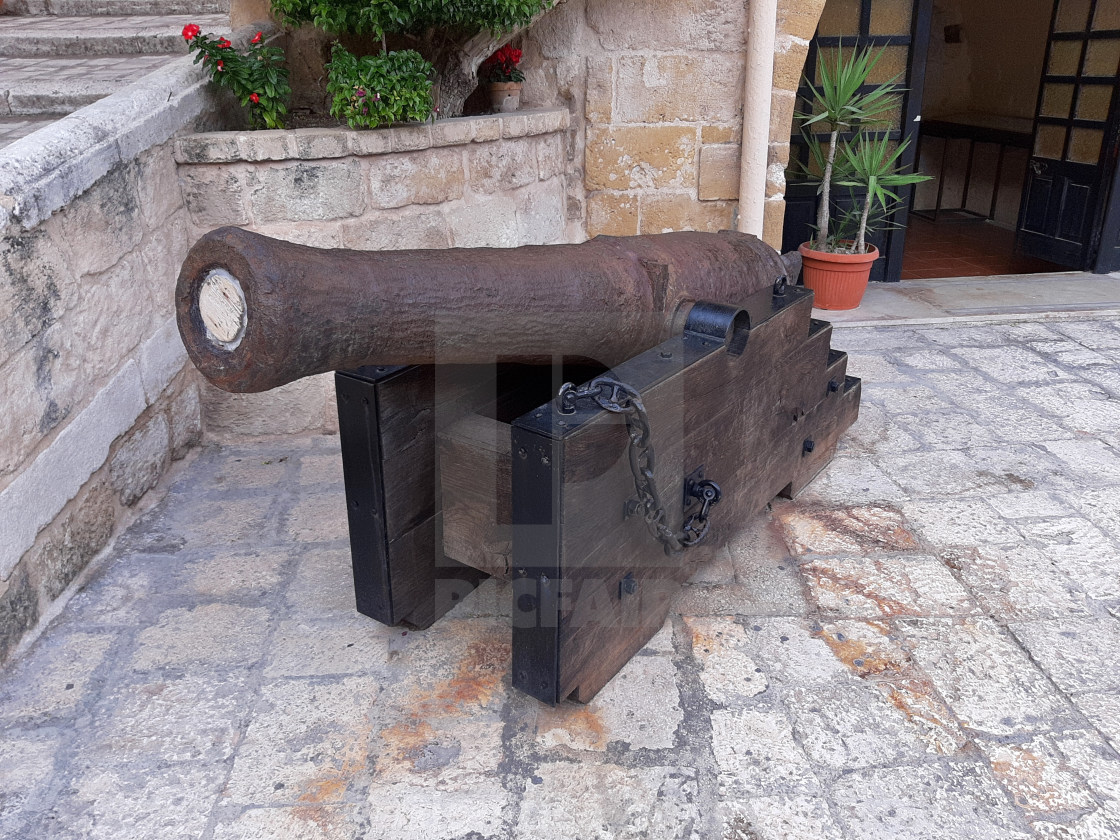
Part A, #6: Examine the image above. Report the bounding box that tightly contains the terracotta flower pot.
[798,242,880,310]
[488,81,522,113]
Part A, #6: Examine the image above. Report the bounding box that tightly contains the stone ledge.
[174,108,571,165]
[0,23,276,234]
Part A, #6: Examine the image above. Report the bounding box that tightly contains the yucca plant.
[835,133,930,254]
[798,44,905,252]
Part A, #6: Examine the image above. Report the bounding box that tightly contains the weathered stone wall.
[0,144,203,664]
[174,109,574,439]
[0,50,229,666]
[515,0,825,246]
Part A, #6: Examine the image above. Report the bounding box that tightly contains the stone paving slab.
[0,14,228,57]
[3,314,1120,839]
[3,0,228,15]
[0,114,54,146]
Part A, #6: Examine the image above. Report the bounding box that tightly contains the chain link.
[558,375,719,554]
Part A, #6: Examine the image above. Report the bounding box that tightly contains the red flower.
[182,23,200,41]
[216,59,224,71]
[249,92,260,103]
[217,37,232,49]
[251,30,263,44]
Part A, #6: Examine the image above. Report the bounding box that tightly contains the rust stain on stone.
[775,503,921,556]
[986,746,1081,815]
[416,638,512,717]
[878,676,967,756]
[803,562,918,616]
[535,703,608,750]
[298,777,348,805]
[815,620,908,677]
[378,719,438,768]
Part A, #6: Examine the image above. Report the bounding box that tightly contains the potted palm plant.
[796,45,930,309]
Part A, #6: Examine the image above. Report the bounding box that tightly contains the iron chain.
[557,375,719,554]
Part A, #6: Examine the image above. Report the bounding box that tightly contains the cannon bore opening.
[198,269,247,350]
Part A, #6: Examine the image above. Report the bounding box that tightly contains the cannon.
[177,227,861,704]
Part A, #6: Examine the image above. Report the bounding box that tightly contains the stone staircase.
[0,0,230,150]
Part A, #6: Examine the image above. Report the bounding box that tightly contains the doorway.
[783,0,1120,281]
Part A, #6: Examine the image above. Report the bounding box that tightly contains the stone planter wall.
[174,108,574,439]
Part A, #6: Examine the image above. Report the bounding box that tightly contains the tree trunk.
[433,0,566,118]
[814,129,840,251]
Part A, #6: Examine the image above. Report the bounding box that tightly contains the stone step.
[0,54,174,114]
[0,114,54,150]
[2,1,229,15]
[0,13,229,57]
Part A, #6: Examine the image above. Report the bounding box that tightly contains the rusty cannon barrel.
[176,225,794,393]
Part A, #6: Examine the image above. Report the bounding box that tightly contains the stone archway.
[762,0,828,245]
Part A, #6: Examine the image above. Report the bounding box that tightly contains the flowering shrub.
[480,45,523,83]
[268,0,555,116]
[182,25,290,130]
[325,45,434,129]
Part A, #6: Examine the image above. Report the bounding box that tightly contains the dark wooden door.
[781,0,934,283]
[1016,0,1120,269]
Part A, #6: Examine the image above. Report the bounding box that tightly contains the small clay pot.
[488,82,522,113]
[798,242,880,310]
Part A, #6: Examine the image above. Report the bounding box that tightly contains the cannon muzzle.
[176,226,790,393]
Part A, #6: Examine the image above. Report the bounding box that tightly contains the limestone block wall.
[515,0,825,247]
[174,108,574,439]
[0,65,229,663]
[0,178,203,662]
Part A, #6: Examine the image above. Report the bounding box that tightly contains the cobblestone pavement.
[3,315,1120,840]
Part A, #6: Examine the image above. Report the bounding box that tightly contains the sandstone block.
[778,0,828,42]
[0,327,67,480]
[339,209,451,251]
[138,318,187,404]
[0,227,75,368]
[253,223,342,249]
[346,129,392,157]
[237,130,296,162]
[770,90,798,144]
[469,116,502,143]
[390,124,432,152]
[614,54,744,124]
[31,478,115,601]
[174,134,241,165]
[367,149,465,210]
[515,181,566,245]
[57,164,144,277]
[131,603,272,671]
[698,144,741,200]
[110,412,169,507]
[587,192,638,237]
[0,567,38,664]
[200,374,335,440]
[230,0,274,28]
[587,0,747,50]
[249,159,365,222]
[536,132,567,181]
[640,193,735,234]
[468,140,538,194]
[289,128,350,160]
[585,57,613,124]
[431,118,474,147]
[178,166,251,228]
[773,40,811,93]
[446,199,519,248]
[500,113,531,139]
[585,126,698,191]
[135,144,184,229]
[702,124,739,144]
[169,382,201,461]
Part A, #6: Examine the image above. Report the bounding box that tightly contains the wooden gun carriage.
[176,227,861,704]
